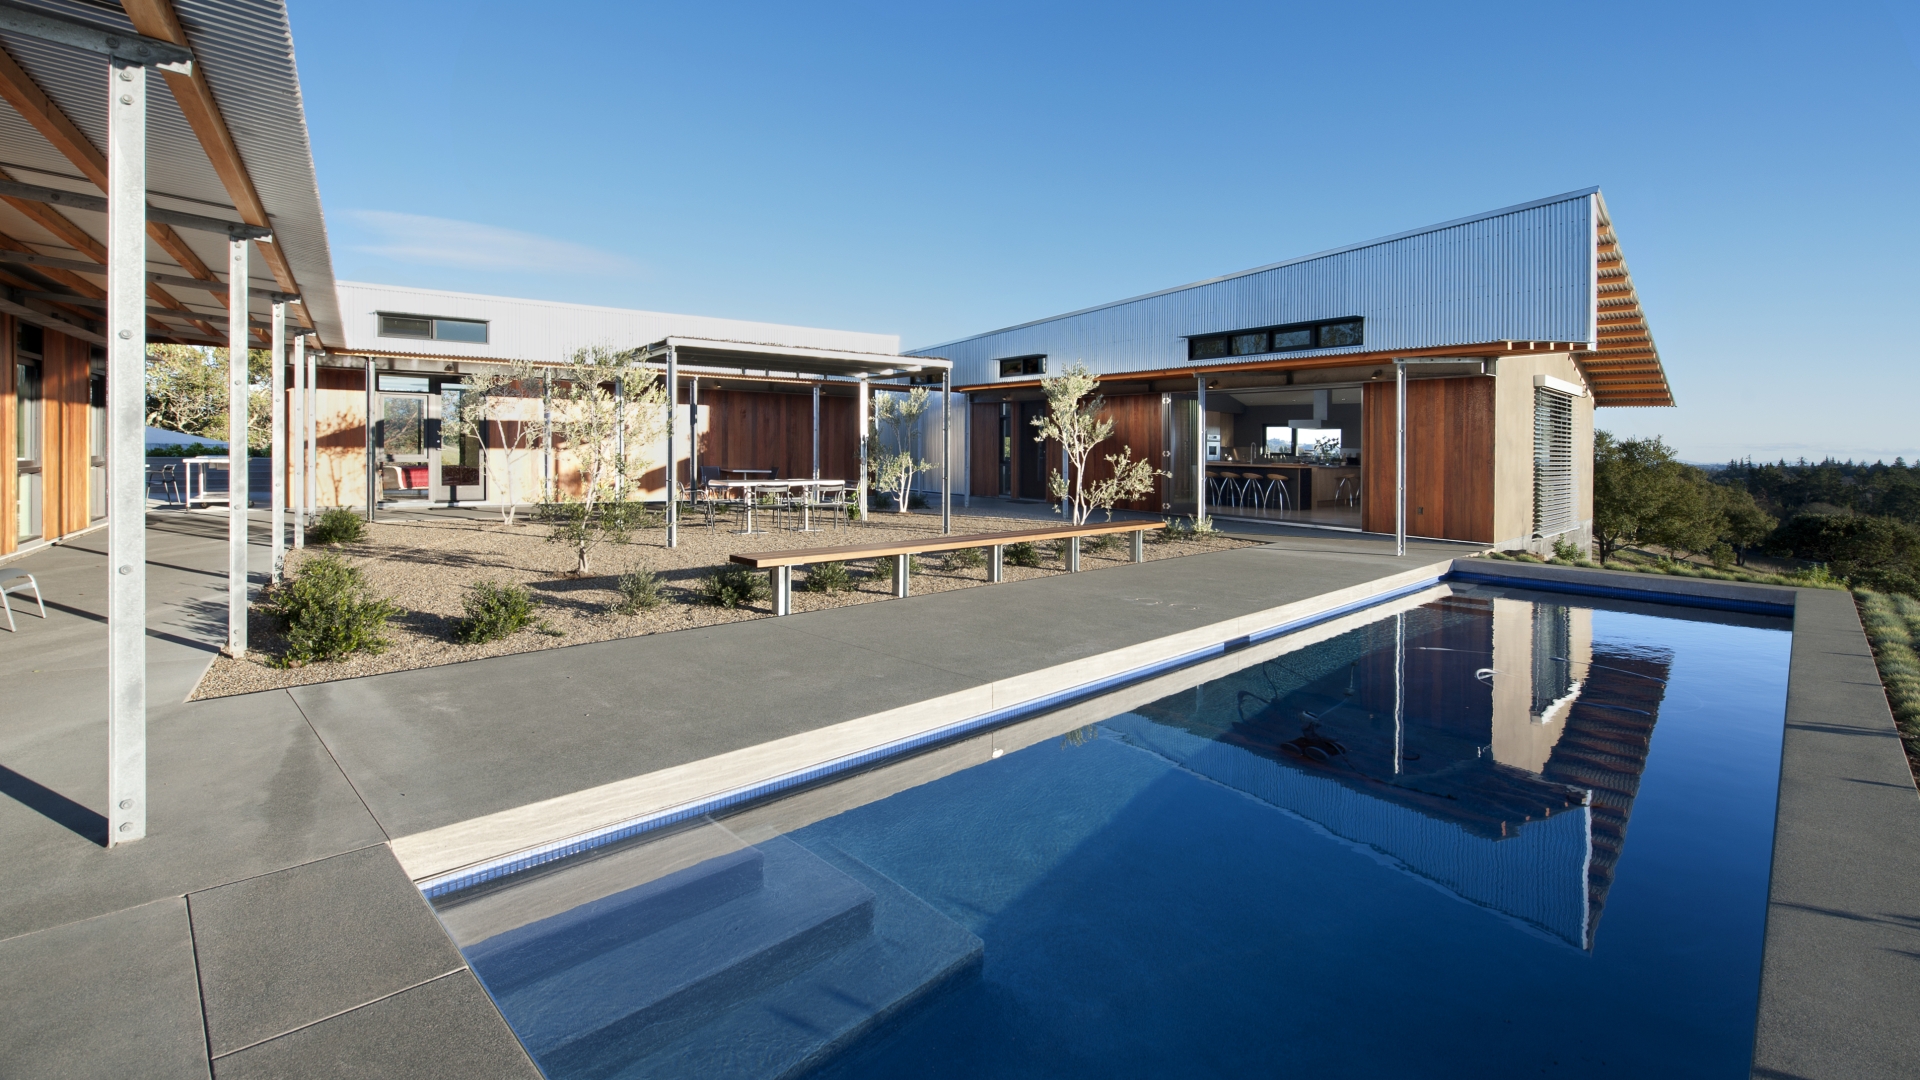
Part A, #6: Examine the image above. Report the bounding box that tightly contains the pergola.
[633,336,954,546]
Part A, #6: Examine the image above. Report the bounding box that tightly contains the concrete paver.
[189,844,466,1057]
[209,970,540,1080]
[0,897,210,1079]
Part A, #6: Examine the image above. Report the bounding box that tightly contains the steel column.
[290,331,304,546]
[1195,375,1207,522]
[771,566,790,616]
[105,55,146,845]
[856,376,869,522]
[303,341,316,518]
[268,300,285,581]
[226,235,249,656]
[365,356,376,522]
[689,376,700,490]
[941,370,951,534]
[810,383,820,480]
[1395,360,1407,557]
[989,544,1004,582]
[961,391,971,508]
[541,369,552,502]
[665,347,678,547]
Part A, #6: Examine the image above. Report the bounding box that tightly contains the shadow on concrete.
[0,763,106,845]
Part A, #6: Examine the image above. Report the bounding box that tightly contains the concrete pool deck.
[0,513,1915,1077]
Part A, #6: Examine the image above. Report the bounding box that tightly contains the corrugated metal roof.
[912,189,1673,407]
[335,281,900,365]
[0,1,340,343]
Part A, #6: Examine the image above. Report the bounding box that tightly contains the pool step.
[460,828,767,996]
[608,842,984,1080]
[504,836,876,1072]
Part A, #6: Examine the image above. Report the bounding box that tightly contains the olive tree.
[539,346,670,574]
[444,358,545,525]
[869,387,933,513]
[1032,362,1165,525]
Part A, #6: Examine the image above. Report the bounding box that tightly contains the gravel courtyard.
[193,508,1250,698]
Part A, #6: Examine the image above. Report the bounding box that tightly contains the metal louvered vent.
[1534,387,1575,536]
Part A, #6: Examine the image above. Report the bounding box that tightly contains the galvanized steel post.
[364,356,376,523]
[689,376,700,489]
[303,341,316,519]
[856,376,869,522]
[941,370,951,534]
[1395,360,1407,557]
[665,346,678,548]
[1195,375,1207,523]
[811,383,820,481]
[226,234,249,657]
[290,330,304,546]
[105,55,147,845]
[269,300,285,582]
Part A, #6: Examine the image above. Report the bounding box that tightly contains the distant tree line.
[1594,433,1920,594]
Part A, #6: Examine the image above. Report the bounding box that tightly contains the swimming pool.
[430,583,1792,1078]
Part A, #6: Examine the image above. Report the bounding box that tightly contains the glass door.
[378,393,429,503]
[15,354,42,540]
[435,385,483,504]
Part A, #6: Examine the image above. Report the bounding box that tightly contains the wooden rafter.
[120,0,312,333]
[0,43,230,310]
[1572,208,1673,407]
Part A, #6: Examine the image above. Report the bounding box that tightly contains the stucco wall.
[1491,352,1594,552]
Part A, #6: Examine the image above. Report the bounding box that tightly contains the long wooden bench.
[731,519,1166,615]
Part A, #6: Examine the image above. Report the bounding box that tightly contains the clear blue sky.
[289,0,1919,464]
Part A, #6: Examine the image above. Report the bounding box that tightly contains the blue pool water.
[434,585,1793,1079]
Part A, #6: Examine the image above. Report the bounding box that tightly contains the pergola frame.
[632,337,953,547]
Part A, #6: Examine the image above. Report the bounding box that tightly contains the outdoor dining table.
[704,478,846,533]
[182,458,234,510]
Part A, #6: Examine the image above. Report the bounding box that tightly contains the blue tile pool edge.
[416,565,1798,899]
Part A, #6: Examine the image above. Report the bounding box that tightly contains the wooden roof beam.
[121,0,310,326]
[0,43,232,309]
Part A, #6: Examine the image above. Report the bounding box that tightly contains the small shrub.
[1005,541,1041,568]
[803,561,855,592]
[1708,542,1736,570]
[1160,515,1216,543]
[1084,534,1117,555]
[613,568,664,613]
[704,565,771,608]
[453,581,540,644]
[1551,535,1584,563]
[870,554,922,581]
[945,547,985,571]
[307,507,367,545]
[262,553,398,666]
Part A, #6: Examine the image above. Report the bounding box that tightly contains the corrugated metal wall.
[335,282,901,364]
[914,193,1596,386]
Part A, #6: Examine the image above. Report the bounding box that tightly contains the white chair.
[2,573,45,632]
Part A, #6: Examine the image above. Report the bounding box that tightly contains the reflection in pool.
[432,585,1792,1079]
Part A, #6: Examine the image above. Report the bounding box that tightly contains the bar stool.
[1335,475,1361,507]
[1262,472,1293,511]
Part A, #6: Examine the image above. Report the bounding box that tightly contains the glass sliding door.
[15,352,41,541]
[436,385,483,504]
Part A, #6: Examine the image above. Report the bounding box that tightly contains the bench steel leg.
[1067,536,1081,572]
[990,545,1004,583]
[1132,529,1145,563]
[893,554,910,598]
[772,566,790,616]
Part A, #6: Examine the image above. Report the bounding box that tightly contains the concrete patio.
[0,510,1915,1078]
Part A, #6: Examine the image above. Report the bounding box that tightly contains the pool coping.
[396,556,1463,892]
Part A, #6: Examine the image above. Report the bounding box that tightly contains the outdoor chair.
[147,464,181,505]
[2,573,45,632]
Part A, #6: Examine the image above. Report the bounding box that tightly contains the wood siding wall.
[0,316,12,555]
[693,389,859,484]
[1360,377,1494,542]
[969,392,1160,509]
[43,330,91,539]
[969,402,999,496]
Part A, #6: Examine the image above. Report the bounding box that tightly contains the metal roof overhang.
[0,0,342,348]
[638,336,951,381]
